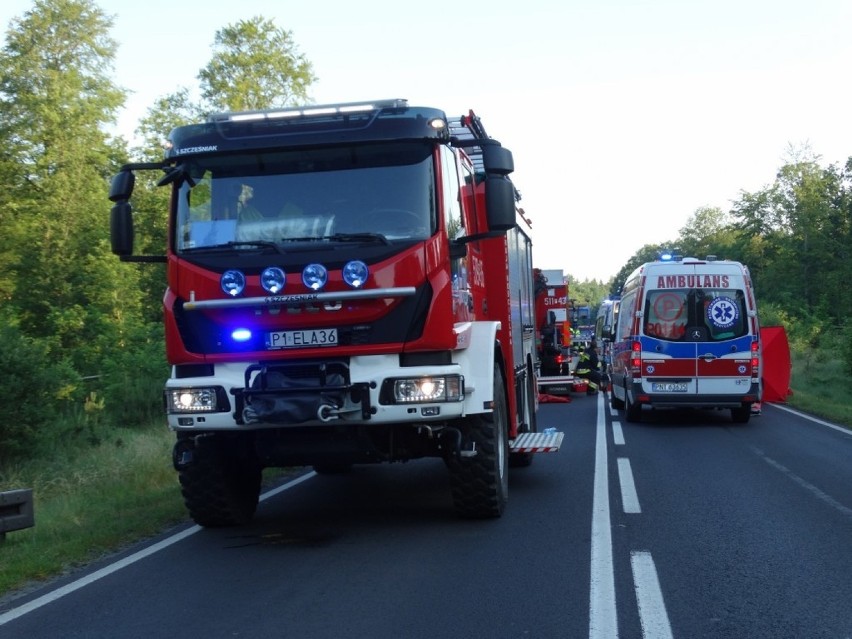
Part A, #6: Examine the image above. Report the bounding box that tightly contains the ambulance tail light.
[751,340,760,379]
[630,341,642,378]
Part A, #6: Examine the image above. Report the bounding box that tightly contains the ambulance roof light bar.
[657,250,683,262]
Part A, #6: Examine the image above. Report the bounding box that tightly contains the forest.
[1,0,850,464]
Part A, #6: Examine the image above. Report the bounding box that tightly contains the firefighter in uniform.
[574,339,602,395]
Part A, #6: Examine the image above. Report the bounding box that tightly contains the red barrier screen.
[761,326,792,402]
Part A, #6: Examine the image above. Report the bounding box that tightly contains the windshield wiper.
[279,233,389,245]
[184,240,282,253]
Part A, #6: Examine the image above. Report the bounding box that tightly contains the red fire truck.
[534,269,575,393]
[108,99,562,526]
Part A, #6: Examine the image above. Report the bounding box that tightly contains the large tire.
[510,365,537,468]
[177,435,262,527]
[447,365,509,518]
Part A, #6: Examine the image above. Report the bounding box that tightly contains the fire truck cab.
[609,255,761,423]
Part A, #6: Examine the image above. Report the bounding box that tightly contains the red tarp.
[760,325,792,402]
[538,393,571,403]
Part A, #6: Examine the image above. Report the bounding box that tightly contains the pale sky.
[3,0,851,283]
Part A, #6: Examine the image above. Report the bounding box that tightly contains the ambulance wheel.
[625,389,642,423]
[447,365,509,518]
[177,435,262,527]
[610,386,625,410]
[731,404,752,424]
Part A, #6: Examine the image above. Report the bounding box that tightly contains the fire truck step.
[509,431,563,453]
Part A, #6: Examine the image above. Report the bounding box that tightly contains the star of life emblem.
[707,297,739,329]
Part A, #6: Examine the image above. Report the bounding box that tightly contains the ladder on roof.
[447,110,490,173]
[447,110,521,202]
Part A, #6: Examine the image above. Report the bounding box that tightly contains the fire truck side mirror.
[482,145,514,175]
[108,170,135,202]
[485,176,516,231]
[449,241,468,260]
[110,201,134,256]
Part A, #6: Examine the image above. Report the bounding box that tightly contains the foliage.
[198,16,316,112]
[608,243,670,297]
[0,1,319,464]
[132,88,199,162]
[0,313,80,462]
[841,320,852,377]
[566,276,613,318]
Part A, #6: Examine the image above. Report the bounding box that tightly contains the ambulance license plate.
[652,382,688,392]
[266,328,338,349]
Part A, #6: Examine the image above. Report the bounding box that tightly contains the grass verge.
[785,350,852,428]
[0,425,187,597]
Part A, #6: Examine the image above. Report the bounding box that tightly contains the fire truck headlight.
[343,260,369,289]
[302,263,328,290]
[220,270,246,297]
[261,267,286,294]
[166,388,219,413]
[390,375,464,403]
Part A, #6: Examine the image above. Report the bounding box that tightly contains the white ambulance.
[608,256,761,423]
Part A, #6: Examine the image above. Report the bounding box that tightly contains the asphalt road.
[2,394,851,638]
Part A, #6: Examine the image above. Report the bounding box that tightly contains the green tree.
[609,243,671,295]
[0,0,165,444]
[731,154,852,325]
[198,16,316,112]
[0,0,130,364]
[133,88,198,162]
[677,205,739,261]
[567,277,612,315]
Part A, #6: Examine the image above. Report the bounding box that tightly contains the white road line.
[767,403,851,436]
[631,551,673,639]
[0,472,316,626]
[751,449,852,519]
[590,392,618,639]
[617,458,641,514]
[612,420,625,446]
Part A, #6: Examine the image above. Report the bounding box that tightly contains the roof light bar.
[210,99,408,124]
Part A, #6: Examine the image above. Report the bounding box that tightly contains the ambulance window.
[643,290,688,341]
[616,292,635,339]
[702,289,747,340]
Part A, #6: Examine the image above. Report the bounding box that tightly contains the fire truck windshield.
[174,142,436,253]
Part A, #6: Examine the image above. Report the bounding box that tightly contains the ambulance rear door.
[693,286,753,397]
[640,283,698,396]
